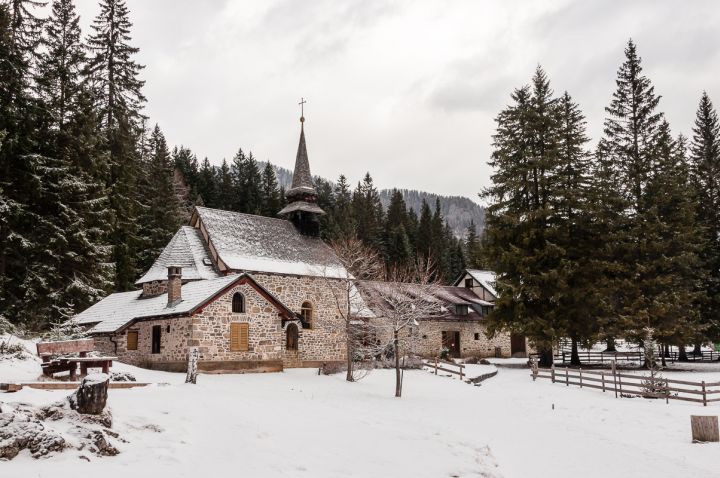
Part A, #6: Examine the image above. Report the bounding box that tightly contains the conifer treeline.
[0,0,181,328]
[176,157,475,282]
[484,41,720,364]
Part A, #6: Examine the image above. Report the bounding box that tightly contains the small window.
[464,278,473,288]
[474,333,480,340]
[232,292,245,313]
[203,258,213,266]
[127,331,138,350]
[230,323,249,351]
[152,325,161,354]
[455,304,469,315]
[300,301,313,327]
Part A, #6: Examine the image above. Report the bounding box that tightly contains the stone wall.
[99,273,349,373]
[374,319,516,359]
[95,317,193,371]
[142,280,167,298]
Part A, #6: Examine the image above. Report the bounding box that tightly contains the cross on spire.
[298,97,307,123]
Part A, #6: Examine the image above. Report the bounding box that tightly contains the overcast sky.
[72,0,720,202]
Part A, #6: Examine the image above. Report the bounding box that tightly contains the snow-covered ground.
[1,339,719,476]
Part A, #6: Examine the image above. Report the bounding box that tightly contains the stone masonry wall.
[95,317,193,370]
[375,319,514,359]
[191,274,348,367]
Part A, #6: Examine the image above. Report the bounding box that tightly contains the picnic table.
[36,338,117,379]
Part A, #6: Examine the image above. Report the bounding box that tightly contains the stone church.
[72,116,517,373]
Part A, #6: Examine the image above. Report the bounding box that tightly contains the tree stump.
[185,346,199,384]
[690,415,719,443]
[70,373,109,415]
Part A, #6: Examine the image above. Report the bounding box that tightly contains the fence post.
[602,372,605,392]
[460,365,463,382]
[565,368,569,387]
[618,373,623,397]
[579,368,583,388]
[612,360,618,398]
[702,381,707,407]
[551,364,556,383]
[434,357,438,375]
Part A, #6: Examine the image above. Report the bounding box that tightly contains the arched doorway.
[284,323,301,368]
[286,323,299,351]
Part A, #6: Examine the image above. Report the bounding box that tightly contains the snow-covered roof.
[192,206,346,278]
[354,281,493,322]
[73,274,292,334]
[462,269,498,298]
[136,226,219,285]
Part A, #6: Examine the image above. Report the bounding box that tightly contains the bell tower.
[278,99,326,235]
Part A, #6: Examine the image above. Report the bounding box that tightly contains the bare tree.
[324,238,385,382]
[360,262,443,397]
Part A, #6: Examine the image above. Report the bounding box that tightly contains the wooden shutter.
[230,323,249,352]
[127,331,138,351]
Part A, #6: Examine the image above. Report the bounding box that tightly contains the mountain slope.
[266,163,484,237]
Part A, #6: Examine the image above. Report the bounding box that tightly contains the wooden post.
[702,381,707,407]
[579,368,583,388]
[460,365,463,382]
[434,357,438,375]
[618,373,623,396]
[565,368,569,387]
[691,416,719,442]
[612,360,618,398]
[602,372,605,392]
[551,364,556,383]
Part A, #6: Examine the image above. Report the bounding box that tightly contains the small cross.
[298,97,307,119]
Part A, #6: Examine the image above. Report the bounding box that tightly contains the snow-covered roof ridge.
[465,269,498,298]
[136,226,219,285]
[73,273,294,334]
[192,206,346,278]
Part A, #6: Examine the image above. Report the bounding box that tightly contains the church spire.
[278,101,325,235]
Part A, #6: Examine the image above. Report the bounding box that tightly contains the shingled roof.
[354,281,493,322]
[192,206,346,278]
[286,122,315,197]
[74,273,295,334]
[136,226,219,285]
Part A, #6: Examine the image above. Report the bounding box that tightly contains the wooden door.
[510,334,526,357]
[152,325,161,354]
[442,331,461,357]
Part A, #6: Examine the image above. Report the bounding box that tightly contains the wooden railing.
[424,358,465,381]
[529,350,643,364]
[531,362,720,406]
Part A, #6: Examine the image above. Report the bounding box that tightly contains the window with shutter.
[127,331,138,350]
[230,323,249,352]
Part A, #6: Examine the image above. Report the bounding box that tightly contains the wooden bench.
[36,339,117,379]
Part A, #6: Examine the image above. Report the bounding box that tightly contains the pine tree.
[197,157,218,207]
[328,174,355,240]
[137,124,181,271]
[689,92,720,342]
[0,0,45,323]
[483,67,567,366]
[260,162,281,217]
[384,189,412,269]
[216,159,233,210]
[596,40,670,342]
[352,173,383,250]
[86,0,146,291]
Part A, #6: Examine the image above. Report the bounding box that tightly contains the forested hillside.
[270,163,485,237]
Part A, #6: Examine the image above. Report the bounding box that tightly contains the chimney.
[167,266,182,306]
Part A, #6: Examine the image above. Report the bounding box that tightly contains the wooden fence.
[424,358,465,380]
[531,363,720,406]
[529,350,643,364]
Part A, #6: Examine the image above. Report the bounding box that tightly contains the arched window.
[286,323,299,351]
[300,301,313,327]
[232,292,245,313]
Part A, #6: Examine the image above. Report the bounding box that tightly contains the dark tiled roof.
[354,281,493,322]
[136,226,219,285]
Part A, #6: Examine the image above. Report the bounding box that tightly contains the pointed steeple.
[286,120,316,197]
[278,109,325,235]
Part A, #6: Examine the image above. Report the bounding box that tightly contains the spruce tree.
[596,40,669,342]
[260,162,281,217]
[689,92,720,342]
[86,0,146,290]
